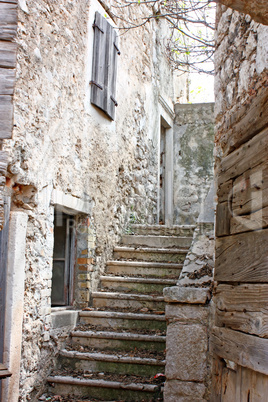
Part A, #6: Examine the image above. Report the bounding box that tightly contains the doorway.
[159,117,173,226]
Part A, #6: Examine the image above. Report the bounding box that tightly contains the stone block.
[165,323,208,381]
[165,303,209,325]
[51,310,79,329]
[163,286,210,304]
[164,379,206,402]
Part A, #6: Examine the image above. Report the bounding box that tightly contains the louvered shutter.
[91,12,119,120]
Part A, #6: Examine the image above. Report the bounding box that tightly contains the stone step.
[70,330,166,352]
[92,291,165,311]
[79,310,166,331]
[58,349,165,377]
[100,275,176,294]
[113,246,188,263]
[121,234,192,248]
[130,224,196,236]
[47,375,161,401]
[106,260,182,278]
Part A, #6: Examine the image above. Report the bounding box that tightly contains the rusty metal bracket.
[92,23,104,33]
[110,96,118,106]
[90,81,103,90]
[114,42,121,55]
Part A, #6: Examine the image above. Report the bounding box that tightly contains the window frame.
[51,212,75,307]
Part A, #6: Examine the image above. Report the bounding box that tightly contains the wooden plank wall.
[0,1,17,229]
[212,81,268,398]
[0,0,18,140]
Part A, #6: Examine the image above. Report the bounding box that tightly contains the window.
[90,12,120,120]
[51,212,75,306]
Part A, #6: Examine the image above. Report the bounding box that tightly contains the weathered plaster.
[2,211,28,402]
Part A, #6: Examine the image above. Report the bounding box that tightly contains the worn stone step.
[58,349,165,377]
[106,260,182,278]
[130,224,196,237]
[92,291,165,311]
[100,275,176,294]
[70,330,166,352]
[121,234,192,249]
[79,310,166,331]
[47,375,161,401]
[113,246,188,263]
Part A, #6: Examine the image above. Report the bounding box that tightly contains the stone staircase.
[48,225,194,401]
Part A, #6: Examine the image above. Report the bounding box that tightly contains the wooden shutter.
[91,12,119,120]
[0,1,17,139]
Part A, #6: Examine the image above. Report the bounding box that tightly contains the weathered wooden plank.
[218,85,268,157]
[215,229,268,282]
[218,127,268,186]
[0,67,15,95]
[240,366,268,401]
[210,356,225,401]
[216,202,230,237]
[216,309,268,338]
[211,327,268,375]
[215,284,268,313]
[215,284,268,337]
[221,367,238,402]
[0,2,17,41]
[230,206,268,234]
[217,179,233,203]
[0,95,13,139]
[0,40,17,68]
[232,163,268,216]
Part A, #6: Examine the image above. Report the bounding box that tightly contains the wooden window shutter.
[91,12,119,120]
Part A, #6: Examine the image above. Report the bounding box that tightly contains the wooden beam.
[215,229,268,282]
[215,284,268,338]
[232,163,268,216]
[230,206,268,234]
[217,179,233,203]
[216,202,231,237]
[0,95,13,139]
[218,127,268,186]
[0,2,17,41]
[217,85,268,157]
[0,40,17,68]
[211,327,268,375]
[0,67,16,95]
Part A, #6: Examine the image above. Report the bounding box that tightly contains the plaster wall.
[173,103,215,225]
[1,0,175,398]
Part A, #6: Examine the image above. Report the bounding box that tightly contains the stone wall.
[164,187,215,401]
[1,0,176,399]
[173,103,214,225]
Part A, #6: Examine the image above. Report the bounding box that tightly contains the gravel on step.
[65,344,165,361]
[74,323,166,336]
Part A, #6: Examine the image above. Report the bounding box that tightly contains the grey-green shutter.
[91,12,119,120]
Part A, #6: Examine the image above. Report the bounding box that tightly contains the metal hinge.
[90,81,103,90]
[114,42,120,55]
[93,23,104,33]
[110,96,118,106]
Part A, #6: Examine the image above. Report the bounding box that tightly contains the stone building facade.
[1,0,267,401]
[0,0,184,399]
